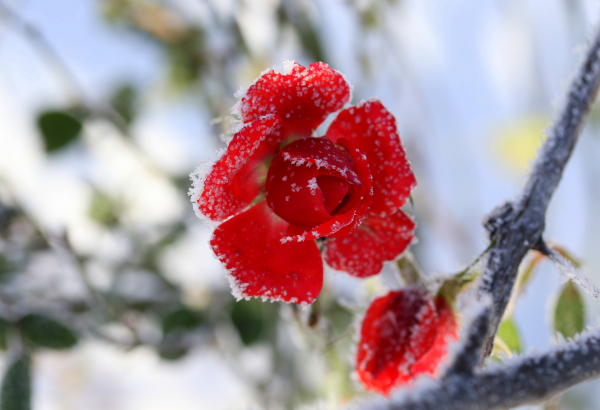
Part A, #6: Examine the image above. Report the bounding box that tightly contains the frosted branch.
[443,297,491,377]
[478,22,600,359]
[347,326,600,410]
[349,15,600,410]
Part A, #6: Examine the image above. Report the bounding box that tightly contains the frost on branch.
[341,17,600,410]
[544,246,600,302]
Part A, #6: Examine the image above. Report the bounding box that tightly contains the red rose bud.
[356,288,458,395]
[266,137,370,229]
[191,62,417,305]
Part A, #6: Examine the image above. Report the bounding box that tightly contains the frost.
[547,248,600,302]
[282,59,296,75]
[307,177,319,195]
[443,293,492,371]
[188,156,221,229]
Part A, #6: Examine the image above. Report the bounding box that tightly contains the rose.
[190,62,416,305]
[356,288,458,395]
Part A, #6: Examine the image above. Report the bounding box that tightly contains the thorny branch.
[349,14,600,410]
[351,325,600,410]
[478,17,600,359]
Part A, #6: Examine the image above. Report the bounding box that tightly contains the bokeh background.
[1,0,600,409]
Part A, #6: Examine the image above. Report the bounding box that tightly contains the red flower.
[356,288,458,395]
[190,62,416,305]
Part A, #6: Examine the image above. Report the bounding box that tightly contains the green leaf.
[167,28,206,90]
[162,308,205,335]
[323,301,353,336]
[497,318,522,354]
[88,191,119,226]
[19,314,78,349]
[158,343,188,361]
[0,256,15,277]
[110,85,137,125]
[230,299,277,345]
[0,319,8,350]
[0,355,30,410]
[554,281,585,339]
[37,110,83,152]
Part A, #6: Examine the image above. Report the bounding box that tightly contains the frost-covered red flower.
[190,62,416,305]
[356,288,458,395]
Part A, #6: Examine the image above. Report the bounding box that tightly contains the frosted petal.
[240,62,351,140]
[327,99,416,217]
[325,210,415,278]
[192,115,284,221]
[210,201,323,305]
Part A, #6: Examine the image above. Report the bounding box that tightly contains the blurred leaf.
[322,301,353,337]
[396,254,421,285]
[110,85,137,125]
[491,337,512,362]
[167,28,206,90]
[360,7,380,28]
[37,110,83,152]
[0,319,8,350]
[554,281,585,339]
[88,190,119,227]
[159,306,204,361]
[0,256,15,277]
[158,342,188,361]
[277,4,325,63]
[156,222,187,249]
[296,26,325,63]
[497,318,522,354]
[517,251,544,295]
[493,116,547,172]
[162,307,205,335]
[0,355,30,410]
[19,314,78,349]
[230,299,277,345]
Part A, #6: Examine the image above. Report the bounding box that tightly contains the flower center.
[316,175,351,215]
[265,137,360,228]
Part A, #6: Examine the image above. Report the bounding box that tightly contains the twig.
[348,325,600,410]
[443,298,491,377]
[537,241,600,301]
[477,20,600,360]
[349,13,600,410]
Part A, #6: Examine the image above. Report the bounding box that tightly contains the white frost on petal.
[307,177,319,195]
[188,153,222,229]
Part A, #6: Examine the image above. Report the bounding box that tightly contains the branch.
[478,21,600,359]
[443,298,491,377]
[349,327,600,410]
[348,15,600,410]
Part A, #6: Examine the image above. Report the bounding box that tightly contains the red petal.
[197,116,284,221]
[265,153,331,227]
[241,62,351,140]
[326,99,416,217]
[324,210,415,278]
[317,175,350,214]
[356,288,439,396]
[410,296,458,377]
[269,137,372,242]
[210,202,323,305]
[280,137,360,185]
[326,138,373,238]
